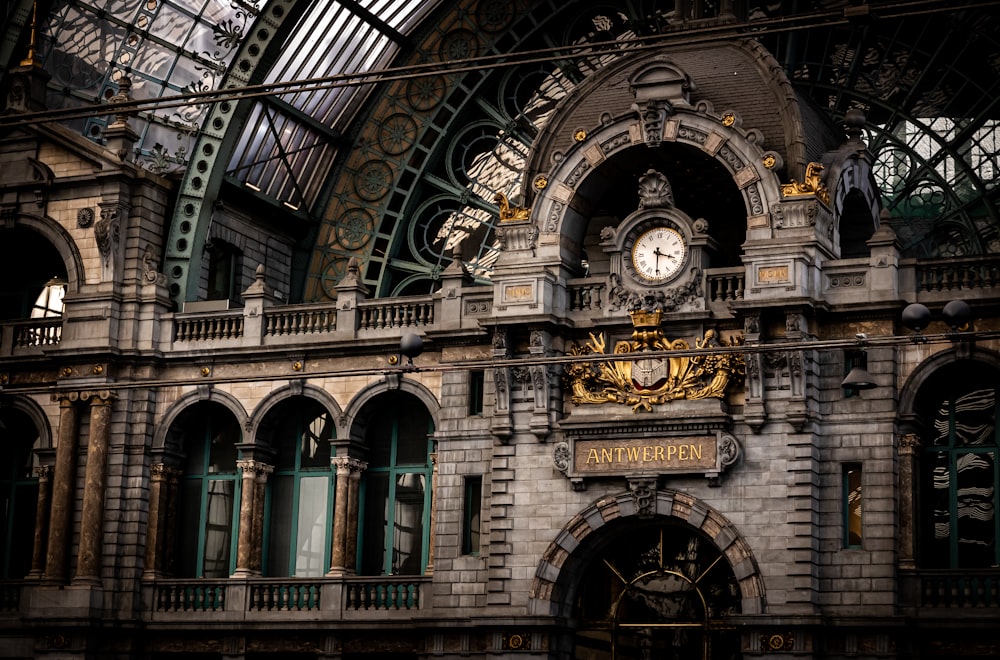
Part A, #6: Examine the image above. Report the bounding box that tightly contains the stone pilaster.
[345,462,365,574]
[45,393,80,583]
[328,456,366,575]
[74,391,114,585]
[897,433,921,569]
[426,452,438,574]
[28,465,53,578]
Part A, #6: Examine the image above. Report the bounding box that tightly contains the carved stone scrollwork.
[627,477,657,518]
[607,268,703,313]
[637,99,673,147]
[719,433,740,468]
[553,442,571,474]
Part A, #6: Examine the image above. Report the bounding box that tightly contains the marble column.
[74,391,114,585]
[234,459,271,577]
[144,464,180,579]
[345,460,366,574]
[426,452,438,575]
[898,433,921,570]
[45,393,79,583]
[328,457,353,575]
[28,465,53,578]
[250,466,270,574]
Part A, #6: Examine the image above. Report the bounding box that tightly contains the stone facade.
[2,11,1000,660]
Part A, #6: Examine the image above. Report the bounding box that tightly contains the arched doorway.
[574,517,742,660]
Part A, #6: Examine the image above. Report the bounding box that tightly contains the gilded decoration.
[780,162,831,205]
[494,192,532,222]
[564,310,745,411]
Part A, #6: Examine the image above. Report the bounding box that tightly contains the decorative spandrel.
[564,310,745,412]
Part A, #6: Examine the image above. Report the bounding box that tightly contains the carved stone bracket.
[627,477,657,517]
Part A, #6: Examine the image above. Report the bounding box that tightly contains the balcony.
[899,569,1000,615]
[142,575,429,625]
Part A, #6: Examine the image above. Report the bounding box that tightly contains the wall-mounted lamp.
[842,349,876,391]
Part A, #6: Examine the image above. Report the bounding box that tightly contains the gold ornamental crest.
[564,310,745,412]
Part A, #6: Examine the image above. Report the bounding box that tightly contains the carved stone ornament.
[77,207,95,228]
[628,477,657,517]
[553,442,571,474]
[636,169,675,209]
[563,312,745,412]
[607,268,702,313]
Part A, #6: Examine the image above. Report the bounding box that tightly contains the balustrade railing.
[174,311,244,342]
[358,298,434,330]
[345,579,421,611]
[265,305,336,336]
[909,570,1000,609]
[153,580,227,612]
[707,268,745,303]
[567,278,605,312]
[11,318,62,348]
[249,580,322,611]
[0,582,20,613]
[915,256,1000,293]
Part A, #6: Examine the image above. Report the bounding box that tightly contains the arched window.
[359,392,434,576]
[918,361,1000,569]
[574,519,742,660]
[0,408,40,579]
[171,402,241,578]
[0,227,67,320]
[262,398,335,577]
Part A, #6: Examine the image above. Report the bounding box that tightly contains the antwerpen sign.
[553,431,740,483]
[576,437,716,473]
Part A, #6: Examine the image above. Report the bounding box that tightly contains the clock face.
[631,226,686,284]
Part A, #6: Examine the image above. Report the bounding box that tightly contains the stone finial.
[844,108,866,143]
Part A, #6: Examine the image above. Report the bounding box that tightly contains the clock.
[630,226,686,284]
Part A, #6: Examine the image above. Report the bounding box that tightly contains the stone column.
[45,393,79,583]
[426,453,438,575]
[162,467,181,576]
[898,433,921,569]
[234,460,270,577]
[328,457,353,576]
[28,465,53,578]
[345,460,366,574]
[74,391,114,585]
[144,464,181,579]
[250,466,270,574]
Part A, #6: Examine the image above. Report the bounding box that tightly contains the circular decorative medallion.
[335,209,375,250]
[354,160,393,201]
[77,207,95,228]
[439,29,477,61]
[476,1,515,32]
[406,76,447,111]
[377,113,418,155]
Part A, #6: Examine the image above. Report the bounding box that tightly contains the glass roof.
[5,0,999,304]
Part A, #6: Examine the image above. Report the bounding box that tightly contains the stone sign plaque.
[575,436,717,473]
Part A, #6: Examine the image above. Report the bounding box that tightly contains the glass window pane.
[177,479,203,577]
[844,465,862,548]
[393,473,425,575]
[266,476,294,576]
[301,413,332,469]
[361,473,389,575]
[202,479,235,578]
[295,476,329,576]
[956,450,996,567]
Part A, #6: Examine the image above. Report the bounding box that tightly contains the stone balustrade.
[143,576,426,622]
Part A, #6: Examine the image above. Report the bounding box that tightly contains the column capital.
[236,459,274,477]
[33,465,54,479]
[332,456,367,475]
[898,433,921,454]
[52,391,80,404]
[80,389,115,404]
[151,463,183,481]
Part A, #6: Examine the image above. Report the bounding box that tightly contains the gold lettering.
[615,447,625,462]
[691,444,702,460]
[679,445,688,460]
[627,446,640,461]
[643,447,652,461]
[587,448,600,464]
[666,445,677,461]
[654,446,664,461]
[601,448,613,463]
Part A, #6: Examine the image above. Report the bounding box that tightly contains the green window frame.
[843,463,863,549]
[921,383,1000,569]
[176,405,241,578]
[359,396,434,576]
[263,406,335,577]
[462,475,482,556]
[0,409,39,579]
